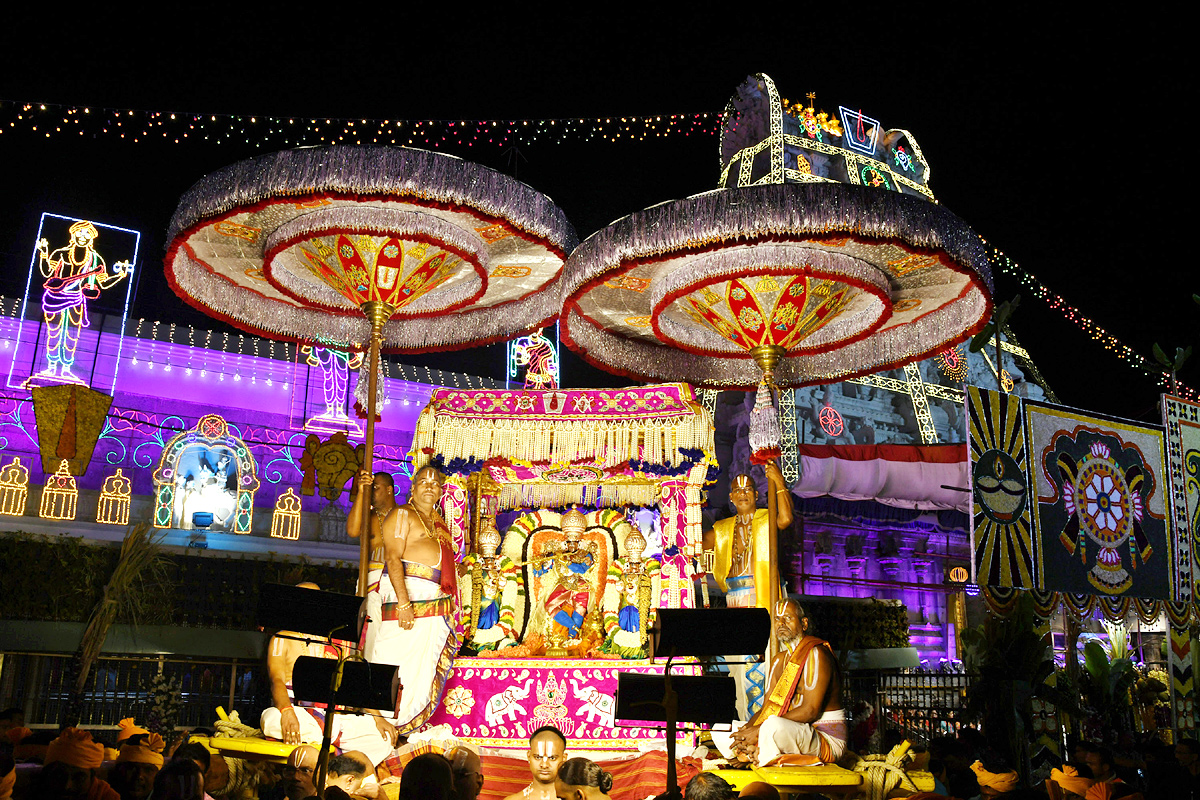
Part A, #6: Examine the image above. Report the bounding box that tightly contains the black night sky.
[0,14,1187,421]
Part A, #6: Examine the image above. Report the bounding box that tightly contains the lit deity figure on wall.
[301,345,363,433]
[510,328,558,390]
[35,220,132,384]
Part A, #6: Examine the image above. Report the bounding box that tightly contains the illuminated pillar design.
[38,460,78,521]
[1168,602,1197,733]
[1030,607,1062,771]
[0,458,30,516]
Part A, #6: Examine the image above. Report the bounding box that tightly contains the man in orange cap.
[110,737,164,800]
[1050,764,1094,800]
[969,758,1020,798]
[36,727,119,800]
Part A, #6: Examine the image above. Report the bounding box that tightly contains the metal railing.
[877,670,978,747]
[0,651,263,738]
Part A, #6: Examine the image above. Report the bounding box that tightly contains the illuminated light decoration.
[6,214,139,394]
[38,459,78,520]
[949,566,969,583]
[0,457,29,516]
[30,383,114,476]
[96,468,132,525]
[151,413,260,533]
[300,345,364,434]
[508,326,560,390]
[818,405,844,437]
[935,345,969,382]
[860,165,892,190]
[0,100,720,149]
[839,106,881,156]
[986,242,1196,401]
[270,488,302,540]
[1001,370,1015,392]
[893,146,914,172]
[720,76,931,200]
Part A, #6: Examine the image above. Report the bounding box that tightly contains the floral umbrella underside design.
[166,146,577,352]
[561,182,993,388]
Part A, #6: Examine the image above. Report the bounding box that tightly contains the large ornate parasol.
[166,146,576,593]
[559,181,992,390]
[559,120,993,706]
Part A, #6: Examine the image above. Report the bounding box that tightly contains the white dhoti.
[362,561,457,735]
[260,688,394,766]
[712,708,848,766]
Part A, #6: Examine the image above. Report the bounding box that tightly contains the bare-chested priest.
[712,599,846,766]
[348,470,399,572]
[260,582,397,767]
[503,725,567,800]
[361,466,460,735]
[702,463,793,610]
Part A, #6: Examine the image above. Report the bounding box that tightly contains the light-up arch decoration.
[151,414,260,533]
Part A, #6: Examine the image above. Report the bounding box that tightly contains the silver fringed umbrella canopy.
[165,145,577,598]
[560,182,992,388]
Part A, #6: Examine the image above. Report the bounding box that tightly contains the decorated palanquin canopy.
[410,383,716,510]
[164,145,577,351]
[559,181,993,388]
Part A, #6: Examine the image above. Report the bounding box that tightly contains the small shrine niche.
[271,489,302,540]
[0,458,30,516]
[96,469,132,525]
[152,414,260,533]
[39,460,78,520]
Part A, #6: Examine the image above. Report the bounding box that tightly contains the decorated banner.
[1167,601,1197,732]
[424,657,699,750]
[31,384,114,475]
[1162,394,1200,604]
[967,387,1036,588]
[1024,400,1172,598]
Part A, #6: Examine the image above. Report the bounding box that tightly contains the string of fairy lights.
[0,98,1192,403]
[986,244,1198,402]
[0,100,719,148]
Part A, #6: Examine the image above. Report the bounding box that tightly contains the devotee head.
[0,708,23,731]
[738,782,781,800]
[773,598,807,644]
[172,741,212,775]
[326,754,368,795]
[555,757,614,800]
[1177,738,1200,771]
[281,744,319,800]
[397,752,456,800]
[410,466,444,501]
[372,471,396,506]
[970,754,1020,798]
[152,758,205,800]
[447,745,485,800]
[1074,740,1099,764]
[1084,746,1116,783]
[110,735,164,800]
[684,771,736,800]
[1050,764,1095,800]
[40,728,105,799]
[730,473,758,513]
[527,725,568,788]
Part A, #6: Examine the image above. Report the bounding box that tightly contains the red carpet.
[478,751,703,800]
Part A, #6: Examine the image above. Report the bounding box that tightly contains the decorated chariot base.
[426,657,700,751]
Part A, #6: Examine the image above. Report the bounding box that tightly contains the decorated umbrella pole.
[166,146,577,595]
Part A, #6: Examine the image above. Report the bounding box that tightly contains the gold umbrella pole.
[356,301,394,597]
[749,344,786,666]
